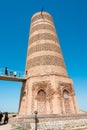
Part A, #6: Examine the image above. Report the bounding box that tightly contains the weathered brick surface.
[27,55,65,69]
[28,51,63,60]
[30,23,56,34]
[31,12,53,23]
[29,33,58,45]
[28,43,61,56]
[27,66,67,77]
[28,39,60,49]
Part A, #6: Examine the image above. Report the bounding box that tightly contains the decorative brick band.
[30,24,56,34]
[28,43,61,56]
[29,40,60,49]
[27,66,67,76]
[31,13,53,23]
[30,30,56,39]
[28,51,63,60]
[31,21,54,29]
[29,33,58,45]
[27,55,65,69]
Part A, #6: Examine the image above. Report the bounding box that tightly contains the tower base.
[19,74,78,116]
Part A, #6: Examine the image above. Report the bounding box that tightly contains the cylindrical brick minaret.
[19,12,78,116]
[26,12,68,77]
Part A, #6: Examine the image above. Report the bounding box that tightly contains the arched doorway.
[37,89,46,115]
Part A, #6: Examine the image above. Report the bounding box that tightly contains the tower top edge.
[31,11,52,19]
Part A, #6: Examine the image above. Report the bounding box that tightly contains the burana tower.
[19,12,78,116]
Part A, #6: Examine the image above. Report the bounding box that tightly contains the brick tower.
[19,12,78,116]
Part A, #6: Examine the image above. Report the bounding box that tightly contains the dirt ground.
[0,123,12,130]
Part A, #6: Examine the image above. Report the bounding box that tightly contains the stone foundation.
[10,114,87,130]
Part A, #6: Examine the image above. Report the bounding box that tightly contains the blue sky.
[0,0,87,112]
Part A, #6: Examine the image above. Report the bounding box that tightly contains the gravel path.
[0,123,12,130]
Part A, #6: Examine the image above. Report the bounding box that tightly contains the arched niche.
[37,89,46,115]
[37,89,46,101]
[63,90,69,99]
[63,89,71,114]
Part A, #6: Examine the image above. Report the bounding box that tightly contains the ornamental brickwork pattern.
[29,33,58,45]
[28,43,61,56]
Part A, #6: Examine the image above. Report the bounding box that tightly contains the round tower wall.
[26,12,68,77]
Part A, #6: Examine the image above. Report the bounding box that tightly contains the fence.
[0,68,25,78]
